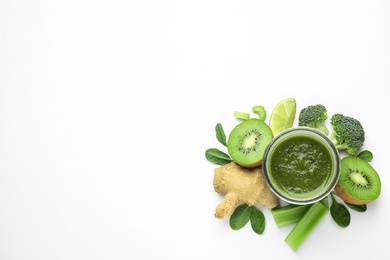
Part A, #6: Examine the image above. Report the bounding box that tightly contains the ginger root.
[213,162,278,219]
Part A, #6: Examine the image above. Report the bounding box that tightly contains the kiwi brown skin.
[236,160,262,168]
[334,183,373,205]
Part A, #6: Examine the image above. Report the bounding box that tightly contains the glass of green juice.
[263,127,340,205]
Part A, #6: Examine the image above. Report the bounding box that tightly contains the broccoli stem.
[316,123,329,136]
[335,143,349,150]
[284,201,329,251]
[271,204,311,227]
[329,133,347,150]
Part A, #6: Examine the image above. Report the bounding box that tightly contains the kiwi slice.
[335,157,381,205]
[227,118,273,168]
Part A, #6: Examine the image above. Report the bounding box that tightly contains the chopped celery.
[272,197,329,228]
[271,204,311,227]
[284,201,329,251]
[234,111,250,120]
[252,105,267,121]
[320,196,329,208]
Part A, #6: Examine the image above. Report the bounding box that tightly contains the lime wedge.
[269,98,297,136]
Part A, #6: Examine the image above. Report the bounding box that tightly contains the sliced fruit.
[227,118,273,168]
[269,98,296,136]
[335,157,381,205]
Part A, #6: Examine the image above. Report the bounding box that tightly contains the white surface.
[1,1,389,259]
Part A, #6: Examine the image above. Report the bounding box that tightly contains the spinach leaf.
[215,123,227,146]
[357,150,373,162]
[229,204,252,230]
[330,193,351,228]
[205,148,232,165]
[345,202,367,212]
[250,206,265,235]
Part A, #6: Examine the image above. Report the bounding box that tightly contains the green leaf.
[229,204,251,230]
[250,206,265,235]
[345,202,367,212]
[357,150,373,162]
[330,193,351,228]
[215,123,227,146]
[205,148,232,165]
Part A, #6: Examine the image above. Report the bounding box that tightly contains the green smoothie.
[269,134,333,197]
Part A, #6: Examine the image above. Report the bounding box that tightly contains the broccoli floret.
[252,105,266,121]
[329,113,365,155]
[298,104,329,135]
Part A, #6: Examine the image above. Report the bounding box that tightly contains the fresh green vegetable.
[284,201,328,251]
[330,193,351,228]
[205,148,232,165]
[298,104,329,135]
[345,202,367,212]
[229,204,251,230]
[234,111,250,120]
[357,150,373,162]
[229,204,266,235]
[252,105,266,121]
[271,204,311,227]
[320,196,329,208]
[330,113,365,155]
[271,197,328,228]
[215,123,227,146]
[250,206,266,234]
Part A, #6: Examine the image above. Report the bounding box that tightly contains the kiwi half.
[335,157,381,205]
[227,118,273,168]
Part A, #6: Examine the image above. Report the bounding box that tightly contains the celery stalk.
[272,197,329,228]
[234,111,250,120]
[320,196,329,208]
[284,201,329,251]
[271,204,311,227]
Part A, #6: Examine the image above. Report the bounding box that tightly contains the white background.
[1,1,389,259]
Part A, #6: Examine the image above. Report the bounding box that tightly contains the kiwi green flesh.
[227,119,273,167]
[338,157,381,202]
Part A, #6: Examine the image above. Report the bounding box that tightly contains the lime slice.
[269,98,297,136]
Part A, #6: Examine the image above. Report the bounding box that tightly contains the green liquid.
[269,135,332,196]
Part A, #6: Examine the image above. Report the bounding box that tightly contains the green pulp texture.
[270,135,332,196]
